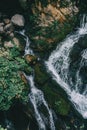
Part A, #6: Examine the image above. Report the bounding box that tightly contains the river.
[46,14,87,119]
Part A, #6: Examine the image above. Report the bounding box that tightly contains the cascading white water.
[46,14,87,119]
[24,75,55,130]
[16,30,34,55]
[17,31,56,130]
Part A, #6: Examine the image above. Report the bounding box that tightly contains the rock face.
[25,54,37,64]
[27,0,79,51]
[31,1,78,27]
[11,14,25,27]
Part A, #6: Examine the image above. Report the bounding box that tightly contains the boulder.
[4,23,13,32]
[25,54,37,64]
[12,37,25,51]
[11,14,25,27]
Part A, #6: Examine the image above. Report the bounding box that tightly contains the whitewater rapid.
[17,30,56,130]
[24,75,55,130]
[46,15,87,119]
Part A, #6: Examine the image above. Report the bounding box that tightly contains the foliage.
[0,46,32,110]
[0,125,7,130]
[55,99,70,115]
[29,16,77,52]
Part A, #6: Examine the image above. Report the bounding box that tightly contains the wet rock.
[9,32,14,38]
[3,18,10,24]
[19,72,28,84]
[25,54,37,64]
[55,98,70,115]
[11,14,25,27]
[34,62,70,116]
[34,63,49,85]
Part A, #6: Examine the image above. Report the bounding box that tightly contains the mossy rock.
[34,63,49,85]
[34,61,70,116]
[55,99,70,115]
[42,83,70,116]
[25,54,37,64]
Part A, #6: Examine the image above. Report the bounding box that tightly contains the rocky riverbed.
[0,0,87,130]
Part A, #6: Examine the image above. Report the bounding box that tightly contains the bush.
[0,47,32,110]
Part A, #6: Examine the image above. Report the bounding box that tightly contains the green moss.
[55,99,70,115]
[34,64,49,85]
[42,83,70,116]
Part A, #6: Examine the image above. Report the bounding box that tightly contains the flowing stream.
[24,74,55,130]
[46,14,87,119]
[17,31,55,130]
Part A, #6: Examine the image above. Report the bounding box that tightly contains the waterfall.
[17,31,55,130]
[24,75,55,130]
[46,14,87,119]
[15,30,34,55]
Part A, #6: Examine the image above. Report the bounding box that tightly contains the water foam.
[46,15,87,119]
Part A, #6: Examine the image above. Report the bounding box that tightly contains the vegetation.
[0,42,32,110]
[26,0,78,54]
[0,126,7,130]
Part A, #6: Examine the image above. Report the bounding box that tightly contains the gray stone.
[0,22,4,26]
[11,14,25,27]
[4,23,13,32]
[0,26,4,33]
[9,33,14,38]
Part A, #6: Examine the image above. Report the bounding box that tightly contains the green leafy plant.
[0,125,7,130]
[0,46,32,110]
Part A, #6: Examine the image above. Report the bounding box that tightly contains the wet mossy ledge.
[34,63,71,116]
